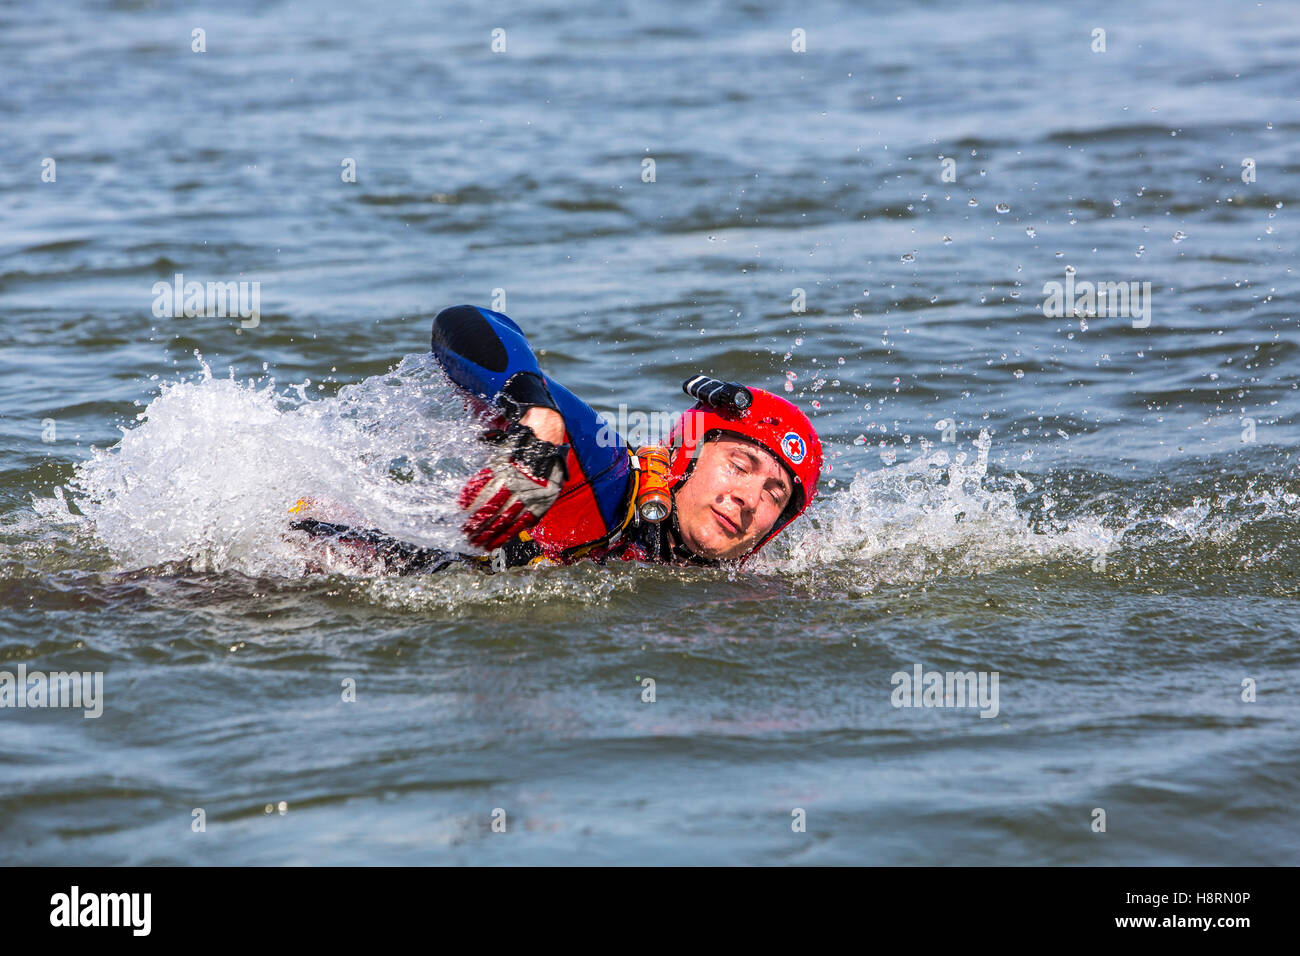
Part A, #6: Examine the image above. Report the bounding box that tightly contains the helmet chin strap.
[665,500,692,559]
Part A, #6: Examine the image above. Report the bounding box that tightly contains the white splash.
[49,354,483,578]
[753,430,1116,589]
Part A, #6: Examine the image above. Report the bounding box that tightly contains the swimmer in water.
[290,305,823,574]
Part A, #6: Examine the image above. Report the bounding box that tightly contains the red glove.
[458,421,570,551]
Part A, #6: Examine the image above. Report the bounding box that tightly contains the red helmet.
[666,384,823,559]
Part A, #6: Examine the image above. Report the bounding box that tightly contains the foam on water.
[758,430,1300,595]
[753,431,1115,590]
[352,560,663,614]
[43,354,483,578]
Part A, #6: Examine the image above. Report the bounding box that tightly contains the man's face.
[673,434,794,560]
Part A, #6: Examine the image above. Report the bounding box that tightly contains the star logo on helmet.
[781,432,806,465]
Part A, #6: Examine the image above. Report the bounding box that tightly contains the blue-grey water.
[1,0,1298,864]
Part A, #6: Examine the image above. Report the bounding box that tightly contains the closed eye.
[730,456,787,504]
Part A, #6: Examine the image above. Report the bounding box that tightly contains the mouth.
[710,507,739,535]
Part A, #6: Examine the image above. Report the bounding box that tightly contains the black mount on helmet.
[682,375,753,415]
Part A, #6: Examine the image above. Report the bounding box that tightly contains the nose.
[729,473,760,514]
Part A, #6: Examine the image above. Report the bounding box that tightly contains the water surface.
[1,0,1298,864]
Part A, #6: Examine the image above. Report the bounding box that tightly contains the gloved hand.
[458,420,570,551]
